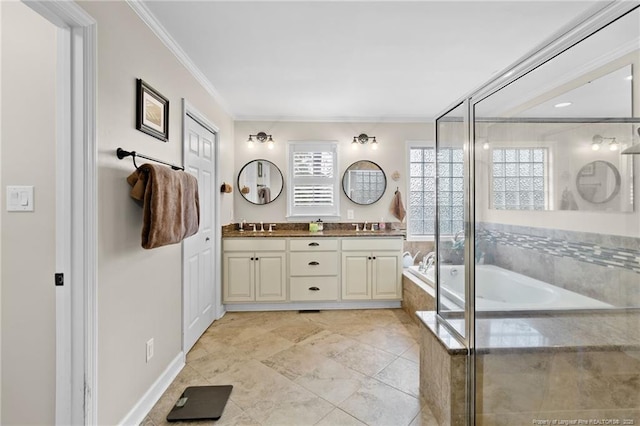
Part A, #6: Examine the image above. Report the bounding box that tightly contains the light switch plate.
[6,185,34,212]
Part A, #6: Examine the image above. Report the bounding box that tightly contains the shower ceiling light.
[554,102,572,108]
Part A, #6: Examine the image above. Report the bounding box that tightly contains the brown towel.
[390,190,406,222]
[258,186,271,204]
[127,163,200,249]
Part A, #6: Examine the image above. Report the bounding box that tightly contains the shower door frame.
[433,2,640,424]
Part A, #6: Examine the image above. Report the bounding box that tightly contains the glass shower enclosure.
[434,3,640,424]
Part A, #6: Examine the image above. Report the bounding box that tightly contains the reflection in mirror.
[576,160,621,204]
[475,62,635,213]
[237,159,283,205]
[342,160,386,205]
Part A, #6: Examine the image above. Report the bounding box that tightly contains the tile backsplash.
[478,222,640,307]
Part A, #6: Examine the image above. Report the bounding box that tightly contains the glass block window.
[491,148,548,210]
[408,146,464,238]
[288,141,339,218]
[344,170,385,204]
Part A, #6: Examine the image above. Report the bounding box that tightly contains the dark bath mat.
[166,385,233,422]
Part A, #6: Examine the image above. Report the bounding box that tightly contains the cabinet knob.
[308,261,320,266]
[373,256,376,260]
[255,257,259,261]
[309,286,320,291]
[368,257,372,260]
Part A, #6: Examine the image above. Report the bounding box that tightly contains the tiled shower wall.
[477,222,640,307]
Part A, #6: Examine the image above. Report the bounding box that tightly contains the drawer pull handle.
[308,261,320,266]
[309,286,320,291]
[308,242,320,246]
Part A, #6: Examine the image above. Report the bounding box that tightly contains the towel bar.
[117,147,184,171]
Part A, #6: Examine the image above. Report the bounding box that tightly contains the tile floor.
[142,309,439,426]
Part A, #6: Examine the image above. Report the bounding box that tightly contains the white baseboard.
[119,352,185,426]
[225,301,401,312]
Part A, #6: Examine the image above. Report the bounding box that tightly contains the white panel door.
[372,253,401,299]
[255,252,286,301]
[223,252,255,302]
[341,252,371,300]
[183,115,216,352]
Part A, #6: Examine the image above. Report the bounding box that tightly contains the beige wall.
[1,2,57,423]
[76,2,234,424]
[233,121,433,224]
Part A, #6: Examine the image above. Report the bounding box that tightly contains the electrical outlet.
[146,338,154,363]
[347,209,354,220]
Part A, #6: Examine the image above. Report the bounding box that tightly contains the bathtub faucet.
[453,230,465,243]
[422,252,436,272]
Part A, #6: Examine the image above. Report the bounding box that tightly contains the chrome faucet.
[422,252,436,272]
[453,230,465,242]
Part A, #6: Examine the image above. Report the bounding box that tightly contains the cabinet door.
[341,252,371,300]
[372,252,401,299]
[255,252,286,301]
[223,252,255,302]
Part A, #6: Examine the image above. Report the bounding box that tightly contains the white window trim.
[406,140,436,242]
[286,140,340,221]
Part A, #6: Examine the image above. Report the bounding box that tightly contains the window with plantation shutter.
[288,141,340,218]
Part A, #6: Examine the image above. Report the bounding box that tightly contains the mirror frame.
[237,159,284,205]
[575,160,621,204]
[342,160,387,205]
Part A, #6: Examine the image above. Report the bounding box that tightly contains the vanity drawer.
[290,238,339,251]
[290,277,338,301]
[223,238,286,252]
[289,252,339,276]
[341,238,403,251]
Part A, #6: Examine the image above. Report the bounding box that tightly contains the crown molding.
[234,114,433,124]
[126,0,235,118]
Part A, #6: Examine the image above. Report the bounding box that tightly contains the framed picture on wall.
[136,79,169,142]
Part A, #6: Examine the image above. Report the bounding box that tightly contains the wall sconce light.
[352,133,378,150]
[591,134,618,151]
[247,131,274,149]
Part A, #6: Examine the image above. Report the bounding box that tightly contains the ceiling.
[141,1,601,122]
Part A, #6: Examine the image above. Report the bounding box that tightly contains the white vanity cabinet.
[341,238,403,300]
[223,239,286,302]
[289,238,339,301]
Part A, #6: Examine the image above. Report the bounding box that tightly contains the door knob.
[205,237,210,242]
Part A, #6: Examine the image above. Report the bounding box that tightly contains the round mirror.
[237,159,284,205]
[342,160,387,205]
[576,160,621,204]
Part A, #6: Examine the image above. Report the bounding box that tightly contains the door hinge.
[55,273,64,286]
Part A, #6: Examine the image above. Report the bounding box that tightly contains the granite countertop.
[222,229,406,238]
[417,310,640,354]
[222,222,406,238]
